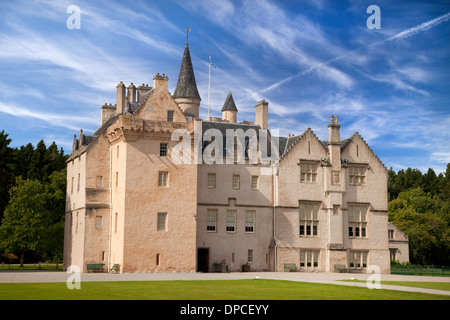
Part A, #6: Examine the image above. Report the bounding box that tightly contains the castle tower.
[173,41,201,119]
[221,92,238,123]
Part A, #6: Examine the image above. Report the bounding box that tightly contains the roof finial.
[185,27,191,44]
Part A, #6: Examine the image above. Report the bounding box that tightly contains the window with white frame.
[390,249,397,260]
[348,205,367,238]
[160,143,168,157]
[349,251,367,269]
[349,165,366,185]
[245,210,255,233]
[300,162,318,183]
[207,173,216,189]
[299,203,319,237]
[167,111,174,122]
[226,210,236,232]
[157,213,167,231]
[232,174,240,189]
[158,171,168,187]
[300,250,319,268]
[248,249,253,264]
[388,229,394,239]
[206,209,217,232]
[251,176,259,190]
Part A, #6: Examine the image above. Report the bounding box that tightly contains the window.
[226,210,236,233]
[115,172,119,188]
[299,203,319,237]
[96,176,103,188]
[96,216,102,229]
[348,205,367,238]
[390,249,397,260]
[207,173,216,189]
[349,165,366,185]
[117,145,119,158]
[157,213,167,231]
[349,251,367,269]
[114,213,118,233]
[158,171,168,187]
[156,253,160,266]
[300,162,318,183]
[245,211,255,233]
[232,175,240,189]
[251,176,259,190]
[77,173,80,192]
[71,177,74,194]
[207,209,217,232]
[160,143,168,157]
[167,111,174,122]
[248,249,253,264]
[388,229,394,240]
[300,250,319,268]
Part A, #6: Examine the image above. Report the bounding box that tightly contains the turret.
[173,42,201,119]
[221,92,238,123]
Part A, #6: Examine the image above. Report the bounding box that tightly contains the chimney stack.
[328,115,341,144]
[116,81,126,114]
[137,83,152,101]
[255,100,269,129]
[327,115,341,168]
[127,83,136,103]
[153,73,168,90]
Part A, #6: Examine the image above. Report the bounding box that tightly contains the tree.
[389,187,449,265]
[0,131,14,222]
[0,178,48,267]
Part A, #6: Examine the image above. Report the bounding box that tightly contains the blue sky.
[0,0,449,173]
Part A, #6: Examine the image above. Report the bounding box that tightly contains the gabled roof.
[221,92,238,112]
[173,43,201,100]
[278,128,327,161]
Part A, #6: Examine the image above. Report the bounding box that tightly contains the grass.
[341,280,450,291]
[0,279,449,300]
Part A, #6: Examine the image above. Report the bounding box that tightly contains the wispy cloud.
[0,101,98,131]
[387,12,450,41]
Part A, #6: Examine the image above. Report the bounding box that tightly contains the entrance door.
[197,248,209,272]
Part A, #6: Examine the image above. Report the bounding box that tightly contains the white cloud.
[387,12,450,41]
[0,101,98,131]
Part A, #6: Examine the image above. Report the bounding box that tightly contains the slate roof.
[200,121,276,158]
[221,92,238,112]
[173,43,201,100]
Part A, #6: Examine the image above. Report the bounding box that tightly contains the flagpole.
[208,55,211,119]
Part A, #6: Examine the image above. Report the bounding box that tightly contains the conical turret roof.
[173,43,201,100]
[221,92,238,112]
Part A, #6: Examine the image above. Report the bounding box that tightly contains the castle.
[63,39,408,274]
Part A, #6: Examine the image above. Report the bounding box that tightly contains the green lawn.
[341,279,450,291]
[0,279,448,300]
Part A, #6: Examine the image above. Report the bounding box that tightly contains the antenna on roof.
[208,55,216,119]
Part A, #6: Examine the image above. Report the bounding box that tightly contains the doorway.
[197,248,209,273]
